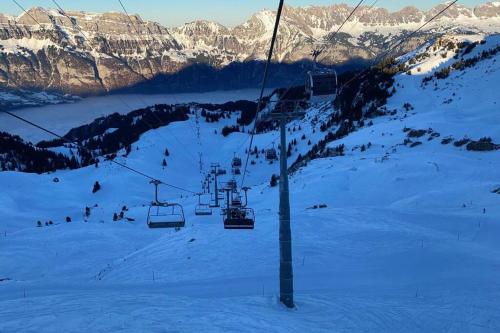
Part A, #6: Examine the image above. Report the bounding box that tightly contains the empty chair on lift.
[147,180,186,228]
[195,193,212,216]
[305,69,338,103]
[148,203,186,228]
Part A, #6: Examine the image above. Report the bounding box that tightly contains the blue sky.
[1,0,486,27]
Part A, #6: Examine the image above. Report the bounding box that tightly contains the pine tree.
[270,174,278,187]
[85,206,91,218]
[66,217,72,223]
[164,148,170,156]
[92,181,101,193]
[162,159,167,167]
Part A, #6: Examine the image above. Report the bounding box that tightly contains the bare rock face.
[474,2,500,18]
[0,3,499,95]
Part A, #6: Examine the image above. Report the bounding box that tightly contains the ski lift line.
[118,0,142,36]
[11,0,41,25]
[241,0,285,188]
[1,110,198,195]
[312,0,365,62]
[340,0,459,91]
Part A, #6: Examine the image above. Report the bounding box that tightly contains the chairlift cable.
[11,0,41,25]
[312,0,365,63]
[52,1,196,167]
[240,0,285,188]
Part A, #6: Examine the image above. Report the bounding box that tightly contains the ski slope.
[0,35,499,332]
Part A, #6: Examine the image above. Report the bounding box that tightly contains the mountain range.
[0,2,499,97]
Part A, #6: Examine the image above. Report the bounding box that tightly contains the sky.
[0,0,487,27]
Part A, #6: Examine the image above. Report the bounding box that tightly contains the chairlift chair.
[195,205,212,216]
[147,180,186,228]
[224,207,255,229]
[222,186,255,229]
[195,193,213,216]
[265,147,278,161]
[147,203,186,228]
[227,179,237,191]
[232,156,242,168]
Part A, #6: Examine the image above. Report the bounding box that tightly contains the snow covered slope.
[0,34,499,332]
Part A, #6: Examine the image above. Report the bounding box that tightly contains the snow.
[0,35,499,332]
[0,38,59,54]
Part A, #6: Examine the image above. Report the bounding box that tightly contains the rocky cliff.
[0,2,499,96]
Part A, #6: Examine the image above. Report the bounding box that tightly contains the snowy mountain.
[0,2,500,98]
[0,31,499,331]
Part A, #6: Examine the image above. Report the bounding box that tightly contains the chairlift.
[217,168,227,175]
[147,180,186,228]
[195,193,213,216]
[227,179,237,191]
[232,155,242,168]
[265,145,278,161]
[222,186,255,229]
[223,207,255,229]
[232,167,241,175]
